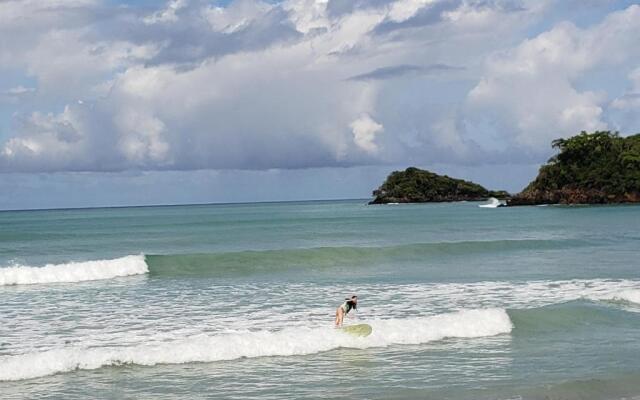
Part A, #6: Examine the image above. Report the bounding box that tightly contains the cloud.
[143,0,188,24]
[0,0,102,68]
[141,2,301,67]
[326,0,394,18]
[3,86,36,96]
[464,4,640,152]
[0,0,639,174]
[609,67,640,133]
[348,63,463,81]
[350,114,384,154]
[1,106,86,171]
[373,0,458,34]
[1,86,37,104]
[373,0,527,35]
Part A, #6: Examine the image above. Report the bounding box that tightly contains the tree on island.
[369,167,508,204]
[510,131,640,205]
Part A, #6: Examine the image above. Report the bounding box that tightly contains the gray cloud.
[81,1,302,67]
[1,86,36,105]
[619,93,640,100]
[3,86,36,96]
[373,0,461,35]
[373,0,525,35]
[348,64,464,81]
[326,0,393,18]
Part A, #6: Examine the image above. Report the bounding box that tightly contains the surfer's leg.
[335,308,344,327]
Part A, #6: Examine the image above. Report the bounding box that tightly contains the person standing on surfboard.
[335,295,357,327]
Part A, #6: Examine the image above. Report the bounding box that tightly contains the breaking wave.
[608,289,640,305]
[0,255,148,286]
[597,289,640,306]
[0,308,511,381]
[1,238,590,285]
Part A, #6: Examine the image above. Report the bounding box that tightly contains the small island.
[509,131,640,205]
[369,167,508,204]
[370,131,640,206]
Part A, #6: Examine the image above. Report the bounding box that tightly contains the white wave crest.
[0,308,511,381]
[478,197,507,208]
[0,255,148,286]
[607,289,640,305]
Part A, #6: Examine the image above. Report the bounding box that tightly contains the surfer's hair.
[344,295,357,310]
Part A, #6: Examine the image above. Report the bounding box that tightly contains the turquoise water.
[1,200,640,399]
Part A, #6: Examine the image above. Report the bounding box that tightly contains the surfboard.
[340,323,372,337]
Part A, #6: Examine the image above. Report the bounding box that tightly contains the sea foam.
[608,289,640,305]
[0,308,511,381]
[478,197,507,208]
[0,255,148,286]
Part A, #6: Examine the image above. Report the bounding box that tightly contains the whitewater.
[0,255,148,285]
[0,309,512,381]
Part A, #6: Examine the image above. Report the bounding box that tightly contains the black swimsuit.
[341,300,356,314]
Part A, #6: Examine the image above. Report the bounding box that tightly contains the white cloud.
[144,0,188,24]
[283,0,332,33]
[13,28,159,103]
[0,0,99,67]
[611,67,640,110]
[1,86,37,104]
[205,0,274,33]
[114,109,171,165]
[441,1,538,30]
[609,67,640,133]
[350,114,384,154]
[1,106,86,171]
[465,5,640,151]
[4,86,36,96]
[1,0,639,173]
[387,0,436,23]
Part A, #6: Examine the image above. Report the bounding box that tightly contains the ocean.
[1,200,639,399]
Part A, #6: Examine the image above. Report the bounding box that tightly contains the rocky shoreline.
[507,189,640,206]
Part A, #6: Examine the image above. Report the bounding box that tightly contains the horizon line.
[0,197,372,213]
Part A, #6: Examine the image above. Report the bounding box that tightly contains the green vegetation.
[511,131,640,205]
[370,131,640,206]
[369,167,507,204]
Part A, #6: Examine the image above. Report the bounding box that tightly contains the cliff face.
[509,131,640,205]
[369,167,506,204]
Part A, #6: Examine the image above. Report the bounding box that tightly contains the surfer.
[335,295,357,327]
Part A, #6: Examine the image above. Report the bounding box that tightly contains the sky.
[1,0,640,209]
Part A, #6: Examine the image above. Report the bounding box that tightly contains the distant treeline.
[370,131,640,205]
